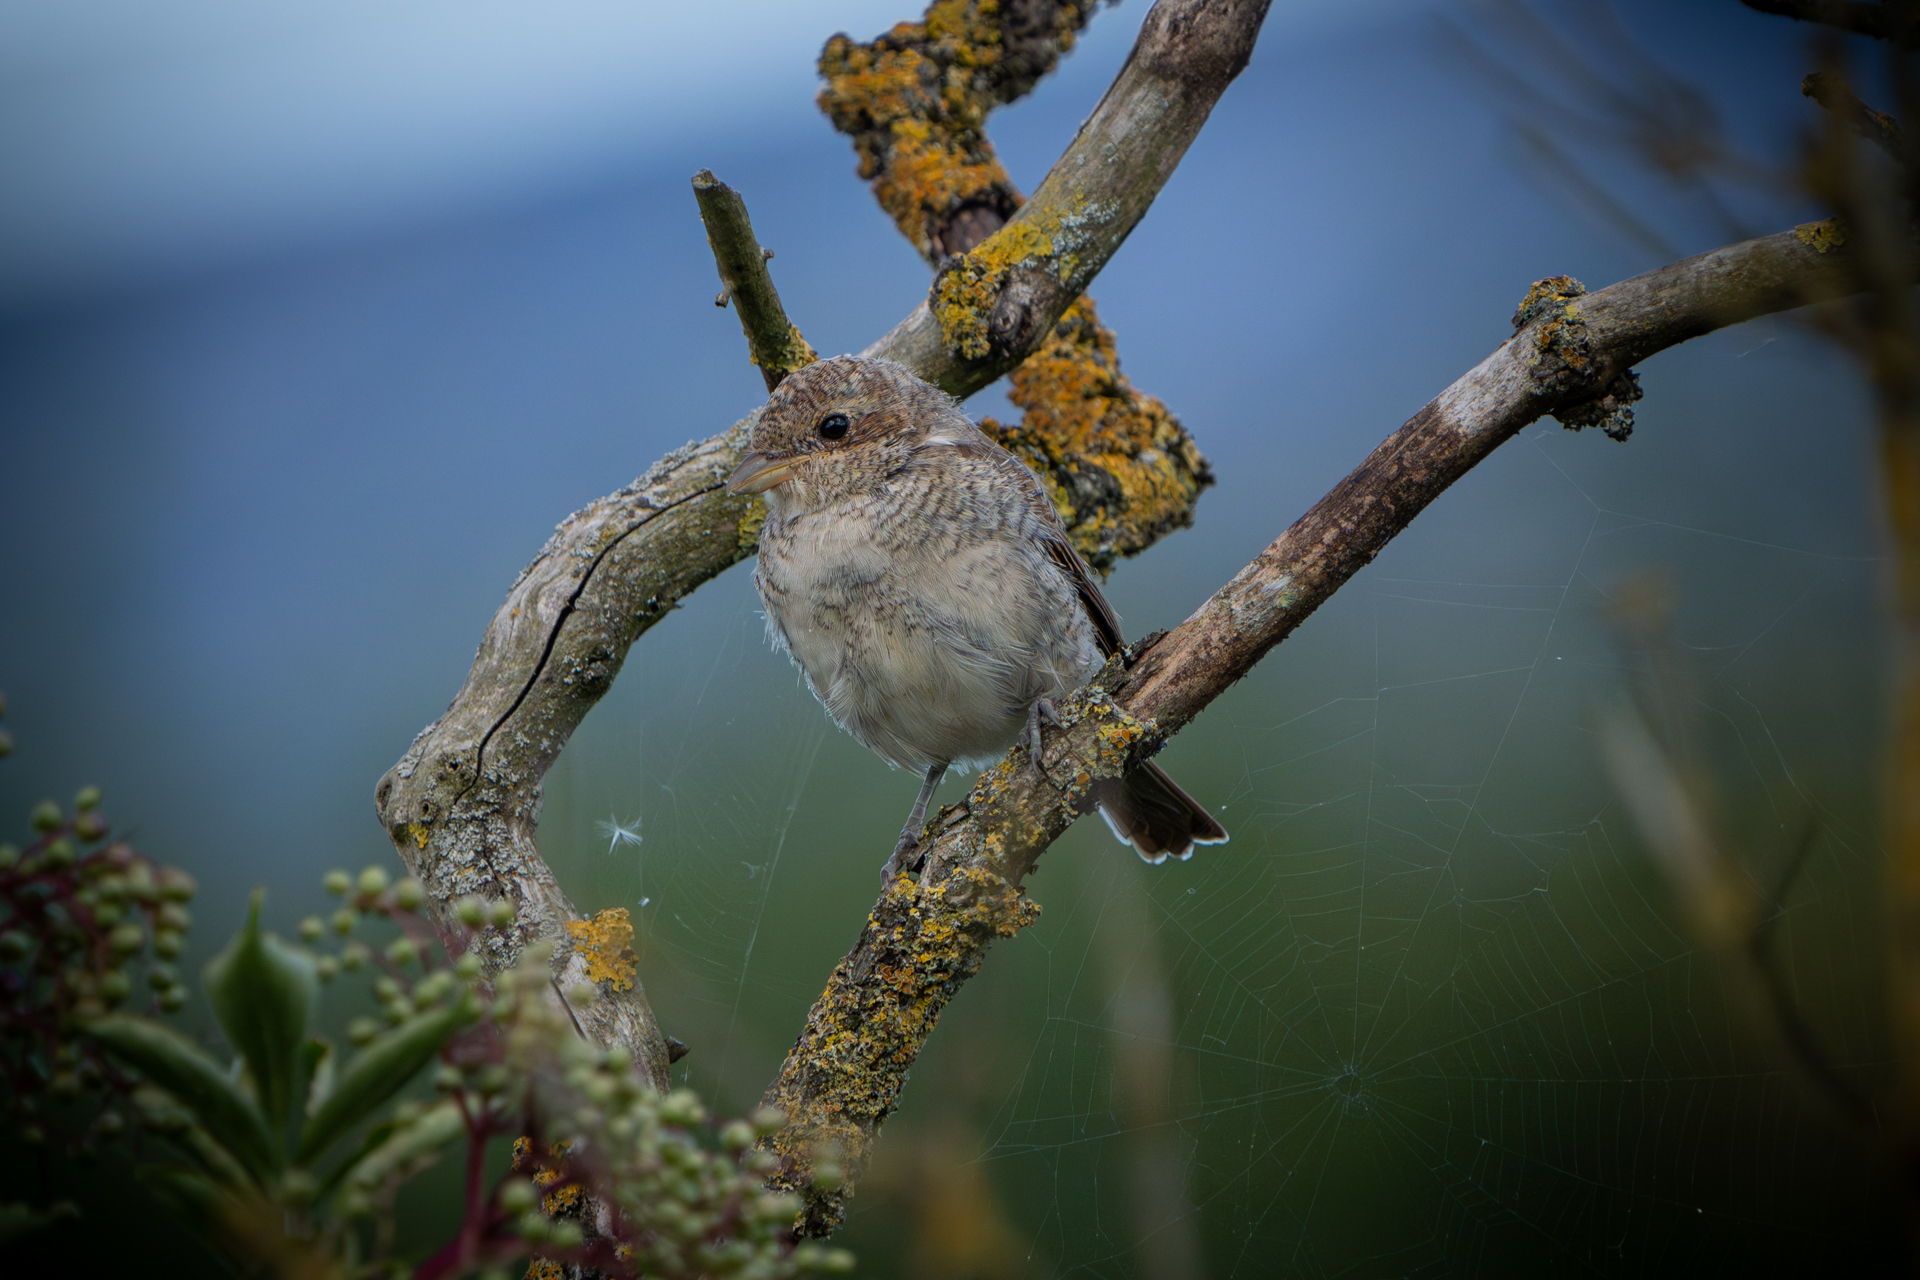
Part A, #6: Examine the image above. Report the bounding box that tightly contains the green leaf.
[134,1165,227,1234]
[313,1117,401,1201]
[81,1015,280,1183]
[301,1038,334,1118]
[295,1000,473,1166]
[336,1100,465,1194]
[202,887,315,1133]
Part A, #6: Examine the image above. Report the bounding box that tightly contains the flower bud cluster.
[1,764,198,1176]
[490,950,853,1278]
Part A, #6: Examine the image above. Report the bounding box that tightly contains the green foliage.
[78,1015,280,1183]
[296,997,473,1166]
[203,887,316,1133]
[0,717,852,1278]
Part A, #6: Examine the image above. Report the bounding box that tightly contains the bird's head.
[726,356,967,513]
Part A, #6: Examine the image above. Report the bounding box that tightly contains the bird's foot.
[1025,697,1063,786]
[880,828,921,890]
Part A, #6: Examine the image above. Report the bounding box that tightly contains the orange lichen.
[564,908,638,991]
[1795,218,1848,254]
[929,218,1056,356]
[1510,275,1642,442]
[818,0,1096,261]
[980,298,1215,571]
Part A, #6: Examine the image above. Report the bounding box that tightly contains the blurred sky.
[0,1,1901,1274]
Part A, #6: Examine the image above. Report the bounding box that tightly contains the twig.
[1804,70,1910,164]
[759,225,1878,1236]
[693,171,817,392]
[1743,0,1920,46]
[1748,819,1878,1126]
[377,0,1276,1093]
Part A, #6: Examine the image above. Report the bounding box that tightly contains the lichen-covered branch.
[694,170,819,391]
[824,1,1217,572]
[377,430,760,1090]
[819,0,1099,263]
[875,0,1273,397]
[759,223,1875,1236]
[980,299,1213,571]
[376,0,1272,1090]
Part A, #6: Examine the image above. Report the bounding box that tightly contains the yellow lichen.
[979,297,1214,571]
[1795,218,1848,254]
[542,1181,585,1216]
[397,821,431,850]
[752,323,820,380]
[761,865,1040,1231]
[736,495,770,556]
[564,907,638,991]
[817,1,1095,260]
[931,218,1059,357]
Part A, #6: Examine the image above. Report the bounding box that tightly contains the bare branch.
[693,170,818,391]
[759,223,1873,1235]
[1743,0,1920,46]
[376,0,1274,1090]
[1804,70,1910,163]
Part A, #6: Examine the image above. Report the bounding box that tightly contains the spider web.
[541,309,1896,1276]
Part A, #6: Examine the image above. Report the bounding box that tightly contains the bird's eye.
[817,413,850,441]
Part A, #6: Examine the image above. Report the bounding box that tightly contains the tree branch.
[818,0,1100,263]
[822,0,1221,573]
[375,0,1274,1092]
[694,170,818,392]
[876,0,1272,396]
[758,222,1872,1236]
[1804,70,1910,164]
[1743,0,1920,46]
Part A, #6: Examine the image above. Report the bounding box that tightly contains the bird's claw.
[1026,697,1063,787]
[882,827,926,889]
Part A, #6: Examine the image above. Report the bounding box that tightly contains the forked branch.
[375,0,1274,1092]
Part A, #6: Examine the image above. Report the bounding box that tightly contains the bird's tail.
[1090,759,1228,864]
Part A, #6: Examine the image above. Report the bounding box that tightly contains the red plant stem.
[459,1097,488,1266]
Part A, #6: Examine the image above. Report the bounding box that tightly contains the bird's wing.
[976,440,1124,658]
[1040,531,1122,658]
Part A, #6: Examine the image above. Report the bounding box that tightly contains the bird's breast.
[755,498,1099,770]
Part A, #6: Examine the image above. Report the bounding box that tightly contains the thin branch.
[1804,70,1911,164]
[693,170,818,392]
[1743,0,1920,46]
[377,0,1274,1092]
[1748,820,1878,1126]
[759,223,1874,1236]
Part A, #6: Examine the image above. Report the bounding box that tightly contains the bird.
[727,355,1227,886]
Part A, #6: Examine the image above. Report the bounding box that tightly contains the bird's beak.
[727,451,797,495]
